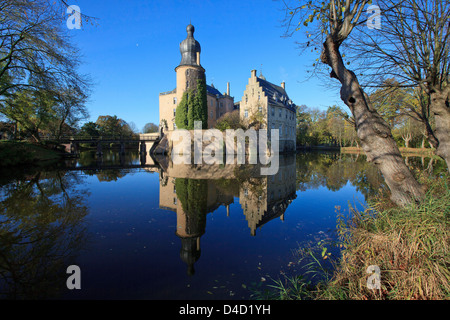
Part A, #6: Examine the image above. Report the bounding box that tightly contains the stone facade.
[239,70,297,152]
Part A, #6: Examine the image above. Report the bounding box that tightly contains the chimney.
[281,81,285,90]
[227,82,230,95]
[251,69,257,78]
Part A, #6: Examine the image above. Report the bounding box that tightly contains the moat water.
[0,150,444,299]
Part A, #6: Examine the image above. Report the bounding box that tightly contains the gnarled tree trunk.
[430,89,450,173]
[321,35,425,207]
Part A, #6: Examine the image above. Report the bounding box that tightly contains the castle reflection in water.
[154,154,297,275]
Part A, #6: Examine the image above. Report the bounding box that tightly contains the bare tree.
[282,0,425,206]
[345,0,450,171]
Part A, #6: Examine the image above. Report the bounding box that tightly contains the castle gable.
[256,77,296,112]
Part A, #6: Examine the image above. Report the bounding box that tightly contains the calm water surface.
[0,150,442,299]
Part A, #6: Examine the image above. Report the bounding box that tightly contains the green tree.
[326,105,347,146]
[1,88,56,141]
[78,122,100,137]
[296,104,312,145]
[215,110,244,131]
[95,115,134,137]
[143,122,159,133]
[0,1,91,141]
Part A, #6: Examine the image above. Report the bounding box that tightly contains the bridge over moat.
[46,132,162,157]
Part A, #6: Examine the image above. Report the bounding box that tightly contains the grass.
[0,140,64,167]
[253,173,450,300]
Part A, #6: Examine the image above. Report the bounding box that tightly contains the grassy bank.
[0,140,64,167]
[256,173,449,300]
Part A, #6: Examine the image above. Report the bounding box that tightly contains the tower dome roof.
[179,24,201,67]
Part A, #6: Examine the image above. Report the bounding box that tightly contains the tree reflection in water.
[0,171,89,299]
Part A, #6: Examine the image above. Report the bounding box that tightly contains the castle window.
[245,95,248,103]
[173,109,176,116]
[173,198,177,205]
[279,108,282,117]
[271,107,274,116]
[244,110,248,118]
[258,106,262,113]
[173,97,177,104]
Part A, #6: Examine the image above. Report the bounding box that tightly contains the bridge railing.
[40,135,159,142]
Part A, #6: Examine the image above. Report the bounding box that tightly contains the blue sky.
[70,0,344,132]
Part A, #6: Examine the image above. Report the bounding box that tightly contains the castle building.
[159,24,234,131]
[239,70,297,152]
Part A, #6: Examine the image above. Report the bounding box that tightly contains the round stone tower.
[175,24,206,97]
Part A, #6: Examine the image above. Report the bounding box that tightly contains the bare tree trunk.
[430,90,450,173]
[402,135,411,148]
[424,119,439,149]
[321,35,424,206]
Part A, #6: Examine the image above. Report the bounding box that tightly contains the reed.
[254,173,450,300]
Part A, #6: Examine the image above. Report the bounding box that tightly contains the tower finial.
[259,64,266,80]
